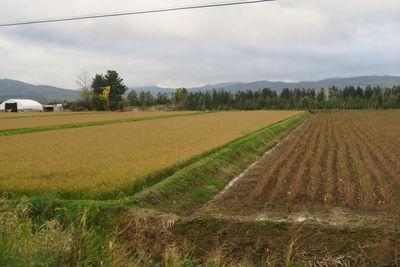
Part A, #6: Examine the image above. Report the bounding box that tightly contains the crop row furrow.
[339,116,384,208]
[287,114,325,202]
[267,116,322,203]
[322,114,338,205]
[308,113,330,203]
[335,117,361,208]
[344,119,395,207]
[250,116,315,199]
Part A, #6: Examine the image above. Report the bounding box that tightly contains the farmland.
[203,111,400,228]
[1,110,400,266]
[0,111,90,118]
[0,110,300,198]
[0,110,197,131]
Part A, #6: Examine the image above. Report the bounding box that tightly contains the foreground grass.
[0,198,122,266]
[1,198,398,266]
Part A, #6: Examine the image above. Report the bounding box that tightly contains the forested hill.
[0,79,79,102]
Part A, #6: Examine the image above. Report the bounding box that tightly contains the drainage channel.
[216,142,281,197]
[215,116,309,198]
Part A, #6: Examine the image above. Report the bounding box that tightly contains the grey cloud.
[0,0,400,88]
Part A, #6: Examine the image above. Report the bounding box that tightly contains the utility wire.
[0,0,275,27]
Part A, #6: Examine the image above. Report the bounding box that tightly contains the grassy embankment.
[128,111,310,214]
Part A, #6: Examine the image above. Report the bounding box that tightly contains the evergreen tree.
[91,70,127,110]
[104,70,128,110]
[127,90,139,106]
[174,88,189,108]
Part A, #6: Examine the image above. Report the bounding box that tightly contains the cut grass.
[0,111,206,136]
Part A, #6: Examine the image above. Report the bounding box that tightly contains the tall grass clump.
[0,197,128,266]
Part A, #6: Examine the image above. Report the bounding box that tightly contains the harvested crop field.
[0,110,300,199]
[0,111,196,131]
[202,111,400,228]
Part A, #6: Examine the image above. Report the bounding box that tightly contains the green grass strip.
[127,111,310,215]
[0,111,208,136]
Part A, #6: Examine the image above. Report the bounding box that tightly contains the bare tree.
[76,71,91,91]
[76,71,93,110]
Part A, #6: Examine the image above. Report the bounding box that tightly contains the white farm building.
[0,99,43,112]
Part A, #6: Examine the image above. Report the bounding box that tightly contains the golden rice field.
[0,111,196,131]
[0,111,90,118]
[0,110,300,198]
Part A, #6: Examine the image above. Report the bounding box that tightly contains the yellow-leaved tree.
[100,86,111,110]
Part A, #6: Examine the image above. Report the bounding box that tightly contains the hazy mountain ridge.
[130,76,400,93]
[189,75,400,92]
[0,79,79,102]
[128,86,175,94]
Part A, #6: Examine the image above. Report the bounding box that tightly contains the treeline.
[126,85,400,110]
[70,70,400,111]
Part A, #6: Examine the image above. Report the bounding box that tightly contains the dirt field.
[201,111,400,228]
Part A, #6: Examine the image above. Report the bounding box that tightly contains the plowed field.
[203,111,400,228]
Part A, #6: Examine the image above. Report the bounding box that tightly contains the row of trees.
[126,86,400,110]
[72,71,400,111]
[126,88,188,109]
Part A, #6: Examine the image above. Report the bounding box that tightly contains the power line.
[0,0,275,27]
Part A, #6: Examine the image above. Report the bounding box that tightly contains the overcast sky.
[0,0,399,89]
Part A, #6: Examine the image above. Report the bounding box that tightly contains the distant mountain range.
[128,81,241,94]
[0,79,79,102]
[201,76,400,92]
[130,75,400,93]
[2,75,400,103]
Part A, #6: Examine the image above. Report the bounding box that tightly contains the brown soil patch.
[199,111,400,229]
